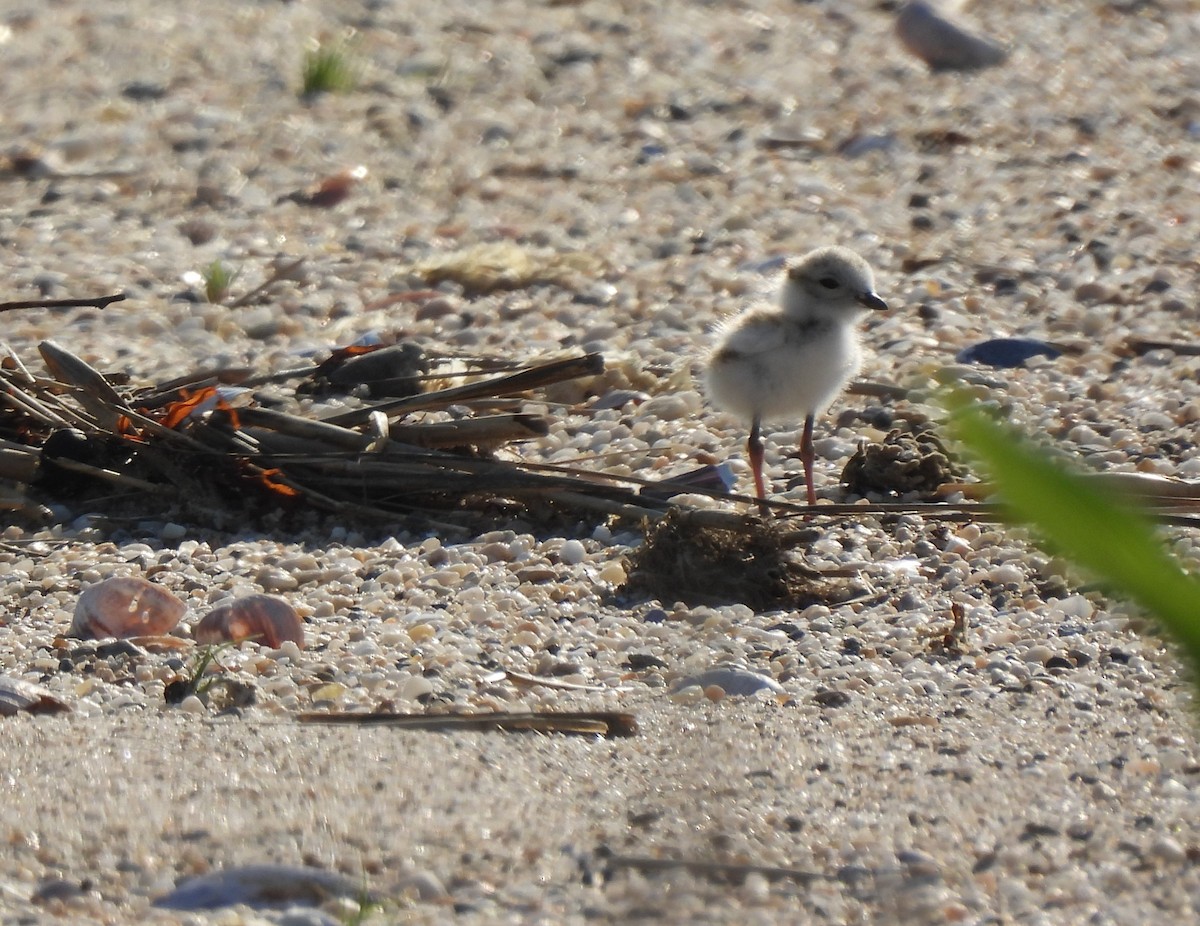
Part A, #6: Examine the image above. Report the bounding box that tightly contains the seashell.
[956,337,1062,368]
[0,676,71,716]
[287,165,368,208]
[153,863,368,910]
[670,667,784,698]
[71,577,186,639]
[193,594,305,649]
[896,1,1007,72]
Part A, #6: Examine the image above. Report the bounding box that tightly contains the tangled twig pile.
[0,331,669,527]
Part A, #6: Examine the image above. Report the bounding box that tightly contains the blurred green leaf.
[302,41,360,97]
[948,393,1200,667]
[203,259,239,305]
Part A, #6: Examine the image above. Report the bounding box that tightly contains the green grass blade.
[948,395,1200,666]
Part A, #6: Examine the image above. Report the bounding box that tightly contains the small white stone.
[277,640,304,661]
[1066,425,1106,446]
[988,563,1024,585]
[1022,645,1054,665]
[639,392,700,421]
[1148,836,1187,865]
[400,675,434,701]
[669,684,707,705]
[559,540,587,566]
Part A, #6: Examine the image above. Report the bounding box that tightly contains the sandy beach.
[2,1,1200,922]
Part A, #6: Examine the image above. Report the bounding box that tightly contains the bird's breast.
[705,319,861,421]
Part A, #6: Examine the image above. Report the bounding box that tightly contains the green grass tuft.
[302,40,360,97]
[185,642,235,700]
[202,259,240,304]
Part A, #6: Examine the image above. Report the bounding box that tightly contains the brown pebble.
[1074,281,1116,304]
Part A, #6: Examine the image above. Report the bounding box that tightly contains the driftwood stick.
[297,709,638,738]
[532,488,664,520]
[322,352,604,427]
[133,368,255,407]
[1125,337,1200,357]
[237,407,371,451]
[0,378,73,428]
[0,293,125,313]
[238,429,356,456]
[0,448,39,484]
[228,257,307,308]
[0,341,38,384]
[41,456,166,494]
[388,414,550,448]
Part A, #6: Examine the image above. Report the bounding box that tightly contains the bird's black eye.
[818,277,840,290]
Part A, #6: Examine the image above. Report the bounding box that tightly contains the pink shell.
[71,577,186,639]
[193,595,305,649]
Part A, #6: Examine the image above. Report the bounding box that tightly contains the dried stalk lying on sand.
[297,709,638,738]
[0,293,125,313]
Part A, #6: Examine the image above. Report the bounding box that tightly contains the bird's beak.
[857,291,888,312]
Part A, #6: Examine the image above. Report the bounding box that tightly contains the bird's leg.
[800,413,817,506]
[748,415,770,516]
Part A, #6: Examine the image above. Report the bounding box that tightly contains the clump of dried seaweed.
[622,508,852,610]
[841,427,966,498]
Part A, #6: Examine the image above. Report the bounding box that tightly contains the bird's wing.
[712,312,787,359]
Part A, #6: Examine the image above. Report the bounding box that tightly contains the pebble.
[895,0,1007,71]
[987,564,1024,585]
[597,561,627,585]
[638,393,700,421]
[1147,837,1187,865]
[400,676,434,701]
[558,540,587,566]
[160,522,188,542]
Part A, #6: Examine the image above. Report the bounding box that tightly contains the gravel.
[2,0,1200,923]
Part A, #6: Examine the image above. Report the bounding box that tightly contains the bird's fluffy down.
[705,246,882,422]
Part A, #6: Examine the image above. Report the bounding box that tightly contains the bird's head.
[782,247,888,320]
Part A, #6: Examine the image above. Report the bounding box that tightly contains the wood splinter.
[0,293,126,313]
[297,709,638,738]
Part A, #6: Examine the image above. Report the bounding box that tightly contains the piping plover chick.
[704,246,888,510]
